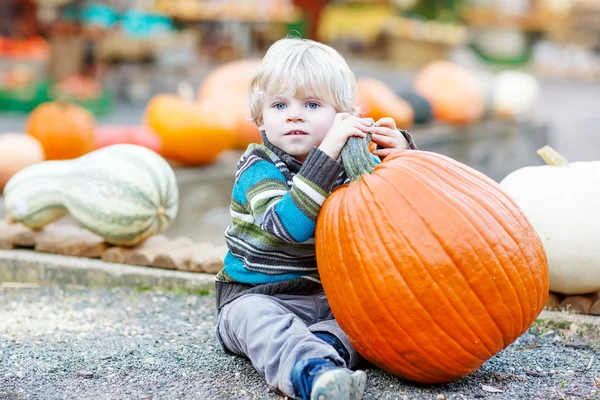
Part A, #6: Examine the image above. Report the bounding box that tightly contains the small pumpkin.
[397,90,433,125]
[197,59,262,148]
[95,125,162,153]
[145,93,236,165]
[315,137,548,384]
[414,60,485,125]
[26,101,95,160]
[500,146,599,295]
[0,133,45,190]
[356,77,414,129]
[491,70,540,121]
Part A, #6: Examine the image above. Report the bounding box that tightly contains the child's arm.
[233,147,343,243]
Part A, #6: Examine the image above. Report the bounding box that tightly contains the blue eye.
[274,103,286,110]
[306,102,320,109]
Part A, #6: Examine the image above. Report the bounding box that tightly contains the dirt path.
[1,285,599,400]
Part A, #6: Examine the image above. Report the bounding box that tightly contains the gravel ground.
[0,286,599,400]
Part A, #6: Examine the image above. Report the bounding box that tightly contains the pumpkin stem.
[341,134,378,182]
[537,145,569,167]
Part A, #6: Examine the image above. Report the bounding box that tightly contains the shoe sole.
[310,369,367,400]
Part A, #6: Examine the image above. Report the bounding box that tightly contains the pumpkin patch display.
[500,146,600,295]
[315,137,548,384]
[197,59,262,148]
[26,101,96,160]
[414,60,485,125]
[356,77,414,129]
[145,93,236,165]
[0,133,45,191]
[4,144,179,246]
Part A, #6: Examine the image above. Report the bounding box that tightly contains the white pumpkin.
[492,70,540,121]
[500,146,600,295]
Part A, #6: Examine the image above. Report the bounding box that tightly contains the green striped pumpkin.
[4,144,179,246]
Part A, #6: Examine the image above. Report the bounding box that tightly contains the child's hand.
[319,113,372,160]
[369,118,409,158]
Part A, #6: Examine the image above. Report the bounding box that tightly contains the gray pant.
[215,290,363,398]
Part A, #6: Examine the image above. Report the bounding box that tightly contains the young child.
[214,37,416,400]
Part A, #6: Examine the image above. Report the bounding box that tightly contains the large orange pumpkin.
[414,60,485,125]
[315,138,548,384]
[356,77,414,129]
[0,133,45,189]
[145,94,236,165]
[26,101,95,160]
[197,59,262,149]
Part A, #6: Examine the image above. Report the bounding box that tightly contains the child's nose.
[286,104,305,122]
[286,114,305,122]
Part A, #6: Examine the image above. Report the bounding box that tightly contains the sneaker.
[310,368,367,400]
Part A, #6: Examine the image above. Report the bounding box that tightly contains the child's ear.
[258,122,264,131]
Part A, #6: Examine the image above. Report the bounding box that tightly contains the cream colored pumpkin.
[500,146,600,295]
[492,70,540,121]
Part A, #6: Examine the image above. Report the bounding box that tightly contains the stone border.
[0,249,216,293]
[537,309,600,327]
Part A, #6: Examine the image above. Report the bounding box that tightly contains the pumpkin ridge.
[392,168,516,353]
[98,146,168,206]
[66,173,158,210]
[318,189,367,358]
[358,180,494,379]
[65,195,157,230]
[406,152,540,313]
[425,153,548,333]
[413,153,546,323]
[77,213,156,244]
[17,204,68,226]
[339,179,484,379]
[402,156,531,337]
[346,181,463,378]
[325,185,447,382]
[128,145,177,210]
[414,156,542,330]
[389,160,523,348]
[365,169,500,362]
[333,188,371,346]
[3,171,67,193]
[382,161,510,338]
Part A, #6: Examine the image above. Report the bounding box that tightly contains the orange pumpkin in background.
[0,133,45,190]
[414,60,485,125]
[197,59,262,149]
[26,101,95,160]
[356,77,414,129]
[316,137,548,384]
[145,94,236,165]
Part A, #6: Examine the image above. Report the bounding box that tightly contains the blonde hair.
[249,36,357,126]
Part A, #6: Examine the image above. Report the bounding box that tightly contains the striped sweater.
[215,131,417,311]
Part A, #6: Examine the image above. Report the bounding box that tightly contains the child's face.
[259,90,337,162]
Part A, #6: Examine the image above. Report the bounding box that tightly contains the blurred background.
[0,0,599,243]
